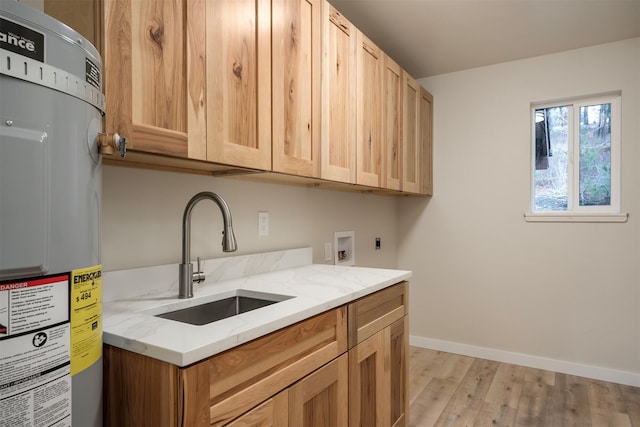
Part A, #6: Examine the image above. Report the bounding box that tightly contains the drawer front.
[182,307,347,426]
[348,281,408,348]
[225,390,288,427]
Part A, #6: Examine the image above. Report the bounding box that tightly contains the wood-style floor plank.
[410,378,460,427]
[513,368,551,426]
[545,374,592,426]
[433,359,499,426]
[409,347,640,427]
[621,385,640,426]
[588,379,632,427]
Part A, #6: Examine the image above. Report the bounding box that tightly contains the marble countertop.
[102,248,411,366]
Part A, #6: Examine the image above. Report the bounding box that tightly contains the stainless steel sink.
[155,291,293,325]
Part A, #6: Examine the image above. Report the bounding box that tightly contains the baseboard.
[410,335,640,388]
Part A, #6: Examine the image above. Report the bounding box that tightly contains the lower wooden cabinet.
[225,354,348,427]
[104,282,408,427]
[390,317,409,426]
[348,282,409,427]
[225,391,289,427]
[349,328,390,426]
[289,354,349,426]
[184,307,347,427]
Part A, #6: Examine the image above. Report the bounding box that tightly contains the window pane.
[579,103,611,206]
[534,107,568,211]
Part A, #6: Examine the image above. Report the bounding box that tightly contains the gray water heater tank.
[0,1,104,425]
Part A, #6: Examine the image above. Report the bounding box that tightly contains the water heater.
[0,1,105,425]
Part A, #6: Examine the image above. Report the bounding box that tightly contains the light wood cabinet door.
[206,0,271,170]
[356,31,383,188]
[226,391,289,427]
[382,56,403,191]
[103,0,206,159]
[348,282,409,427]
[420,86,434,196]
[402,73,421,193]
[349,318,408,427]
[289,353,349,427]
[389,316,409,427]
[349,329,390,427]
[321,2,357,184]
[272,0,323,178]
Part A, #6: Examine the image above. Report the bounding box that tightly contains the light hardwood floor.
[409,346,640,427]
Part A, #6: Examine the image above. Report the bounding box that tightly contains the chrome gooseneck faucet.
[179,192,237,298]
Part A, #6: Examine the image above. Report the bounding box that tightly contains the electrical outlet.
[325,242,332,261]
[258,211,269,236]
[375,237,381,250]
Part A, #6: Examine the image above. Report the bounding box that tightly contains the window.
[529,94,621,219]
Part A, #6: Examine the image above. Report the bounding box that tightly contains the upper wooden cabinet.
[209,0,325,174]
[102,0,206,158]
[402,73,421,194]
[48,0,432,195]
[271,0,323,178]
[206,0,271,169]
[356,31,383,188]
[382,55,403,191]
[420,86,434,195]
[402,74,434,195]
[321,3,357,184]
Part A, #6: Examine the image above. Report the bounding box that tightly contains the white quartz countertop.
[102,248,411,366]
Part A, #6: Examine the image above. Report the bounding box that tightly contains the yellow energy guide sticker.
[70,265,102,375]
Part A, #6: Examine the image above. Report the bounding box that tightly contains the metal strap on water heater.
[0,48,105,113]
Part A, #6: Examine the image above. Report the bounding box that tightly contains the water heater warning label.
[0,274,72,427]
[0,274,69,338]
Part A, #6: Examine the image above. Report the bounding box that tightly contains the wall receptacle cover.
[258,211,269,236]
[325,242,332,261]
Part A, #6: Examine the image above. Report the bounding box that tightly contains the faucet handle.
[192,257,206,284]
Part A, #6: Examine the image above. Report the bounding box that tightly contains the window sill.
[524,212,629,223]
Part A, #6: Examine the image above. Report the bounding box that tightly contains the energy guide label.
[70,265,102,376]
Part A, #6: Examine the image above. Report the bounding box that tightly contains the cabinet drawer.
[348,281,408,348]
[225,390,288,427]
[182,307,347,426]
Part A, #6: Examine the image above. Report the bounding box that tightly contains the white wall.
[399,38,640,382]
[102,166,398,272]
